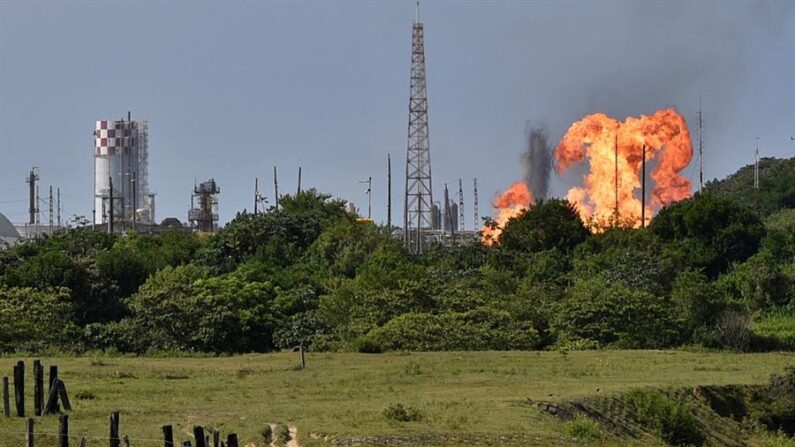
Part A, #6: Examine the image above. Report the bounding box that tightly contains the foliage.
[564,414,602,442]
[499,199,589,253]
[0,159,790,355]
[366,308,541,352]
[625,389,705,446]
[651,194,766,278]
[703,157,795,217]
[124,264,278,353]
[0,287,76,352]
[553,277,681,348]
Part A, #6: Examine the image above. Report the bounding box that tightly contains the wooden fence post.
[15,361,25,417]
[49,365,60,413]
[300,344,306,369]
[109,411,120,447]
[43,379,60,416]
[58,380,72,411]
[123,435,130,447]
[33,360,43,417]
[162,425,174,447]
[193,426,206,447]
[59,413,69,447]
[26,417,34,447]
[212,430,219,447]
[79,437,86,447]
[2,376,9,417]
[226,434,238,447]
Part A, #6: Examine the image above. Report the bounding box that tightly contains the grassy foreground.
[0,350,793,446]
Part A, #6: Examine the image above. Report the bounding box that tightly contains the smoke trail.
[521,125,552,200]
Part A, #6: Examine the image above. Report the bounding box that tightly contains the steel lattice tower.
[404,4,433,253]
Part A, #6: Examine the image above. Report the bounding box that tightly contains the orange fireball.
[481,181,533,245]
[555,108,693,228]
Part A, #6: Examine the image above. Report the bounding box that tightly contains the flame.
[481,181,533,245]
[554,108,693,228]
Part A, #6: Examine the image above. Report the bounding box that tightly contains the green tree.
[553,277,682,348]
[498,199,589,253]
[0,287,75,352]
[651,194,765,278]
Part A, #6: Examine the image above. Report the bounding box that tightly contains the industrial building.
[93,112,155,226]
[188,179,220,233]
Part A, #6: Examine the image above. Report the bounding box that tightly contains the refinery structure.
[1,4,726,246]
[93,112,155,226]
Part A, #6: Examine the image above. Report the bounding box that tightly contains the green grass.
[0,350,792,446]
[754,313,795,348]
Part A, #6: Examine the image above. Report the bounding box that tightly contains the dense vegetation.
[0,158,792,354]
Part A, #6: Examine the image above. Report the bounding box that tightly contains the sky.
[1,0,794,227]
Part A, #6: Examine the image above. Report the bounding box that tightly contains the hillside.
[702,156,795,216]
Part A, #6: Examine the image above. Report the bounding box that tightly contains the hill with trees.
[0,159,792,355]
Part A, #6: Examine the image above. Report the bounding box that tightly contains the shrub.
[625,390,705,446]
[553,278,682,348]
[715,310,752,352]
[353,336,384,354]
[368,308,540,351]
[564,414,602,442]
[384,403,423,422]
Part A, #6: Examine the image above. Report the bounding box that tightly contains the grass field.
[0,350,793,446]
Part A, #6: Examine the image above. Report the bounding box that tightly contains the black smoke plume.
[521,125,552,200]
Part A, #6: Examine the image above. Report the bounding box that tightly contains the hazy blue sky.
[1,0,793,226]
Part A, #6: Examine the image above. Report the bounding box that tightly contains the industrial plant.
[93,112,155,227]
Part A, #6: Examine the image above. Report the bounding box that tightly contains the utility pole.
[108,176,114,235]
[273,166,280,211]
[56,188,61,228]
[641,144,646,228]
[357,177,372,219]
[132,171,137,231]
[297,166,302,195]
[387,154,392,231]
[48,185,53,231]
[254,178,259,214]
[26,168,39,225]
[473,178,479,229]
[754,137,760,190]
[697,97,704,191]
[457,178,464,231]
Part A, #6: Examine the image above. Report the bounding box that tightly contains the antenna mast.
[404,3,434,253]
[458,178,465,231]
[473,178,479,229]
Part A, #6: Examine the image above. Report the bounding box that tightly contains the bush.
[384,403,423,422]
[625,390,705,446]
[553,278,682,348]
[564,414,602,442]
[368,308,540,351]
[0,287,77,352]
[715,310,753,352]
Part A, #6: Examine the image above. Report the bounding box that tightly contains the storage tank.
[93,116,154,225]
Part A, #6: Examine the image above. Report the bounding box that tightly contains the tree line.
[0,161,793,354]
